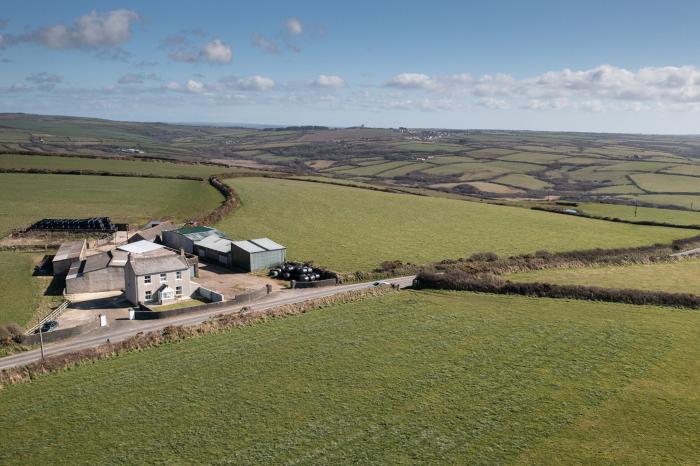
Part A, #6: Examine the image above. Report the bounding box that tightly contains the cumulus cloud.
[220,75,275,91]
[200,39,232,63]
[13,9,139,50]
[386,73,437,90]
[186,79,205,93]
[25,72,63,85]
[286,18,303,35]
[313,75,345,88]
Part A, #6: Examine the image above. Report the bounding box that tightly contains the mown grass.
[506,257,700,295]
[219,178,695,271]
[0,252,62,327]
[1,291,700,464]
[0,154,241,178]
[0,173,222,235]
[578,202,700,226]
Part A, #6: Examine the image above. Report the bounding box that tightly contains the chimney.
[180,248,184,256]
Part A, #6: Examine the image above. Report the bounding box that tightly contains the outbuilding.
[161,226,226,254]
[65,250,127,295]
[230,238,286,272]
[193,235,233,267]
[52,240,87,275]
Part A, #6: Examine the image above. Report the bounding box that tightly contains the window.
[145,290,152,300]
[176,286,182,297]
[144,275,151,284]
[176,271,182,280]
[160,273,167,283]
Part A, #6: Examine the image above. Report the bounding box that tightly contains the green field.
[577,202,700,226]
[2,290,700,464]
[0,154,242,178]
[219,178,695,271]
[507,258,700,295]
[631,173,700,193]
[0,173,221,235]
[0,252,62,327]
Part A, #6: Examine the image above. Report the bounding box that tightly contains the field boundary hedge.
[414,271,700,309]
[0,286,399,388]
[531,206,700,230]
[0,167,205,181]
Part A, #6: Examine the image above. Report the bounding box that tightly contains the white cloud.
[386,73,436,90]
[118,73,159,85]
[286,18,303,35]
[220,75,275,91]
[169,49,198,63]
[313,74,345,88]
[161,81,181,91]
[200,39,232,63]
[32,9,139,49]
[186,79,205,93]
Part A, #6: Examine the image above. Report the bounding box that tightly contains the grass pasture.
[0,173,221,235]
[220,177,695,271]
[577,202,700,226]
[631,173,700,193]
[507,258,700,295]
[2,291,700,464]
[0,153,241,178]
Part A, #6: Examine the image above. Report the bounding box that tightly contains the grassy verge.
[1,290,700,463]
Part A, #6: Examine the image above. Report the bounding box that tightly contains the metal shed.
[161,226,225,254]
[230,238,286,272]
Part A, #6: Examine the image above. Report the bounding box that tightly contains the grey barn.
[230,238,286,272]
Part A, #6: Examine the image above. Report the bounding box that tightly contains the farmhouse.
[52,240,87,275]
[230,238,286,272]
[128,221,174,244]
[162,226,227,254]
[65,249,127,295]
[124,249,194,305]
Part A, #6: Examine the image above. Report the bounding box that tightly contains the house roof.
[53,240,85,262]
[195,235,232,253]
[231,240,266,254]
[129,253,189,276]
[132,221,173,242]
[118,240,164,255]
[250,237,286,251]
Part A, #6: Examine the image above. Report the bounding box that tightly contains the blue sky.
[2,1,700,132]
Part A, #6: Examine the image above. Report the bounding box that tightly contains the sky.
[2,0,700,133]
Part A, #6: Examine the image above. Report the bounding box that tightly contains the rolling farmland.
[1,291,699,464]
[219,177,695,271]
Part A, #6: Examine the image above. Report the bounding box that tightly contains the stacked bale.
[269,262,336,282]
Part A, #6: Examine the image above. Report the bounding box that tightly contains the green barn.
[230,238,286,272]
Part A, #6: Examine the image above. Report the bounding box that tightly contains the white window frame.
[144,290,152,300]
[144,275,151,284]
[176,271,182,281]
[160,273,167,283]
[175,286,182,297]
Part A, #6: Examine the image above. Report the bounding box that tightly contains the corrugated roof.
[176,226,213,235]
[129,253,189,276]
[131,221,173,242]
[231,240,266,254]
[83,252,111,274]
[109,250,129,266]
[118,240,165,255]
[53,240,85,262]
[195,235,232,253]
[250,237,285,251]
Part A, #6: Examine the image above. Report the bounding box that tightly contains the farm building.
[230,238,286,272]
[193,235,233,267]
[162,226,227,254]
[52,240,87,275]
[124,249,195,306]
[65,250,127,295]
[128,221,174,244]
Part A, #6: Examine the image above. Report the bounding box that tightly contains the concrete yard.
[193,262,283,299]
[58,295,131,328]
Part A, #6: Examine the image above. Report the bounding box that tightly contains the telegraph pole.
[38,325,45,360]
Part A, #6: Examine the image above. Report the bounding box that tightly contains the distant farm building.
[52,240,87,275]
[230,238,286,272]
[194,235,234,267]
[128,221,174,244]
[162,226,227,254]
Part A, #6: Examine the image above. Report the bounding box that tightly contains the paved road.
[0,277,415,371]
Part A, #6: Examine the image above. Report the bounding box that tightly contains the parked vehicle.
[38,320,59,333]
